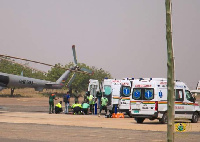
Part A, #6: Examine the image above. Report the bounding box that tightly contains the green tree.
[46,63,65,82]
[90,66,112,82]
[46,62,112,92]
[69,63,112,92]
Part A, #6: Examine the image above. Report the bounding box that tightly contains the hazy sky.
[0,0,200,89]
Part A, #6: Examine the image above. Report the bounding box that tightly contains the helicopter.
[0,45,92,92]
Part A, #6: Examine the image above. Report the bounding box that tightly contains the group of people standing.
[85,91,109,116]
[48,91,108,116]
[49,92,70,114]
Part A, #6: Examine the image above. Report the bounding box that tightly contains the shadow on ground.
[0,94,31,98]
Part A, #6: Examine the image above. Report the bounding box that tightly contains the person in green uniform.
[87,94,95,114]
[49,93,57,114]
[82,102,90,115]
[99,97,108,117]
[74,90,80,104]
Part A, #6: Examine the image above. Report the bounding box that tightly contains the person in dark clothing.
[85,91,90,103]
[63,91,70,114]
[74,90,80,104]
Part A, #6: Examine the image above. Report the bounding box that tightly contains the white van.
[102,79,131,113]
[130,78,200,123]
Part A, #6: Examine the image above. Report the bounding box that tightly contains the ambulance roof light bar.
[122,77,134,80]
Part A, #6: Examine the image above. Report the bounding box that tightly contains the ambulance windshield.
[104,85,111,96]
[121,86,131,97]
[132,88,154,100]
[185,90,195,102]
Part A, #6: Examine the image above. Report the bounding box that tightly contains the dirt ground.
[0,97,200,142]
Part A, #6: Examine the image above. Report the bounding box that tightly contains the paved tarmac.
[0,97,199,142]
[1,122,200,142]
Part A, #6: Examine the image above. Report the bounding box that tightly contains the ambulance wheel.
[136,118,145,123]
[191,112,199,123]
[160,113,167,124]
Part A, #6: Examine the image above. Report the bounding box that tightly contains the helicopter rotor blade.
[80,68,93,74]
[72,45,77,65]
[0,54,53,67]
[0,57,47,74]
[66,73,77,88]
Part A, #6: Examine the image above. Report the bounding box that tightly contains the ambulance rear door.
[131,85,156,116]
[119,84,131,111]
[111,81,121,105]
[103,79,113,107]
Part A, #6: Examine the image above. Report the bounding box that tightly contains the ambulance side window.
[104,85,111,96]
[175,89,184,101]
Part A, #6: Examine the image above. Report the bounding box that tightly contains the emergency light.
[139,78,144,81]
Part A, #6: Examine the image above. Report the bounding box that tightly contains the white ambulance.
[130,78,200,124]
[102,78,131,113]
